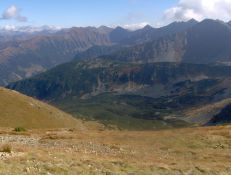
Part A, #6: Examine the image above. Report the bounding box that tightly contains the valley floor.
[0,126,230,175]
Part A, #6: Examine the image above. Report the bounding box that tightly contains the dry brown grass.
[0,87,83,129]
[0,144,12,153]
[40,133,75,140]
[211,130,231,139]
[0,125,230,174]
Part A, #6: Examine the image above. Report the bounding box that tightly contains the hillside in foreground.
[0,87,83,129]
[0,125,230,174]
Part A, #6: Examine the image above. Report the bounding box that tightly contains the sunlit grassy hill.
[0,87,83,129]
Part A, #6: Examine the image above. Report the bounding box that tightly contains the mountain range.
[3,19,231,86]
[82,19,231,64]
[2,18,231,129]
[0,27,111,85]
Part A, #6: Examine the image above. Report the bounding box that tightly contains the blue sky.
[1,0,231,29]
[0,0,178,28]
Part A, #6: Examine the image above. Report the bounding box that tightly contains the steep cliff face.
[183,19,231,63]
[110,33,187,63]
[121,19,198,45]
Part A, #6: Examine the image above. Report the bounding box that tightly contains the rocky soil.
[0,126,230,175]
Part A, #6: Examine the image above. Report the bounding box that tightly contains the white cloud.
[122,22,150,30]
[1,5,27,22]
[164,0,231,23]
[2,24,16,31]
[0,25,62,32]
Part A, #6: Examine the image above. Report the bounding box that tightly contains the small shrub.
[68,128,75,132]
[0,144,12,153]
[14,127,27,132]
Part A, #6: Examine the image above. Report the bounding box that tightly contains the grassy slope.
[0,87,83,129]
[183,98,231,124]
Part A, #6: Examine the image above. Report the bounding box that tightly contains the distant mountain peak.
[98,25,112,30]
[114,26,128,31]
[143,25,153,30]
[200,18,224,24]
[97,25,113,34]
[187,18,198,24]
[168,19,198,27]
[109,26,131,42]
[198,19,231,29]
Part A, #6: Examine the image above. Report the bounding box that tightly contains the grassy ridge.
[0,87,83,129]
